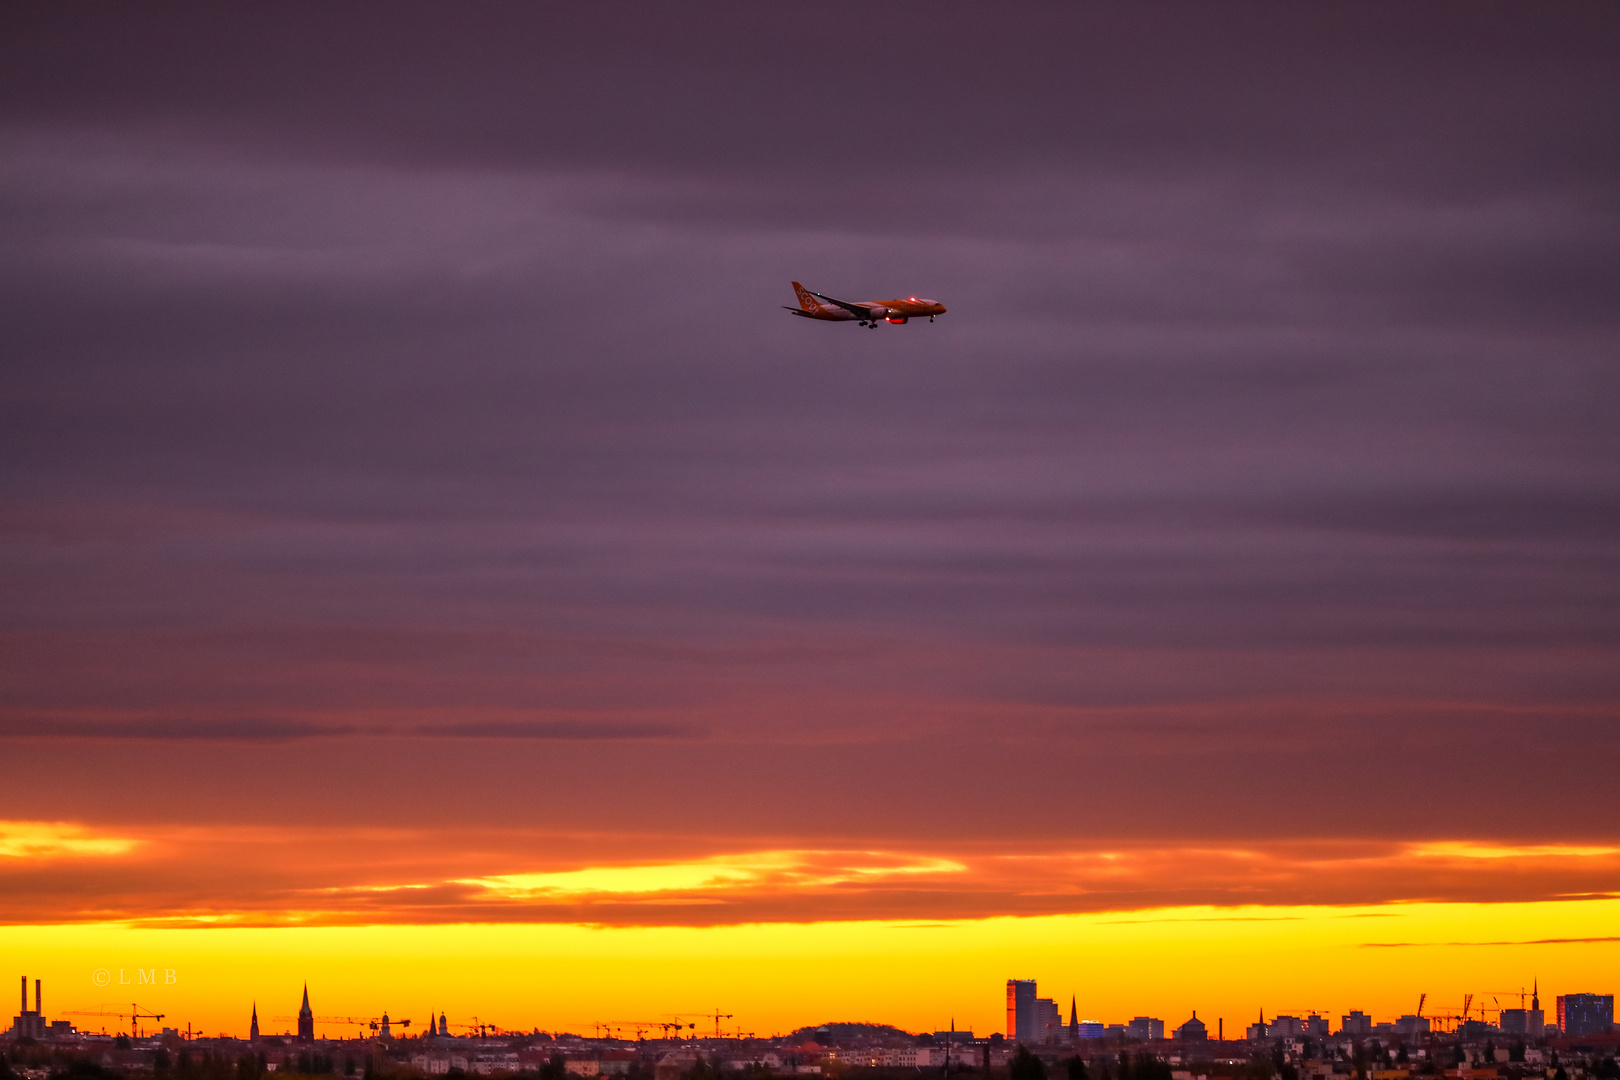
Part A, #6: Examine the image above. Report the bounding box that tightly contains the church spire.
[297,982,315,1042]
[1532,979,1539,1012]
[250,1002,260,1042]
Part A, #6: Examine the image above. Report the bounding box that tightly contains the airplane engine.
[866,307,889,320]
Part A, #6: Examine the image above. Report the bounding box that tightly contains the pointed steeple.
[1070,997,1078,1026]
[250,1001,260,1042]
[1532,980,1539,1012]
[297,982,315,1042]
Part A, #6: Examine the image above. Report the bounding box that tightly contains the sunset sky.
[2,3,1618,1042]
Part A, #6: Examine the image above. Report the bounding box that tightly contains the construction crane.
[1425,1011,1451,1034]
[1483,990,1530,1011]
[667,1011,734,1039]
[593,1021,682,1040]
[59,1004,167,1038]
[1449,994,1475,1031]
[447,1018,516,1038]
[271,1014,410,1037]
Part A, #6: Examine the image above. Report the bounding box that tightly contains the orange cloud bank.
[2,820,1618,927]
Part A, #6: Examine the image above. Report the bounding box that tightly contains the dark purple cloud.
[0,3,1617,875]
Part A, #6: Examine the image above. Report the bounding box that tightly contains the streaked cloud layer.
[0,822,139,860]
[0,3,1616,961]
[2,823,1617,928]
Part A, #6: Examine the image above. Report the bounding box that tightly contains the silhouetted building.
[1500,1006,1545,1037]
[1127,1017,1164,1041]
[1007,980,1038,1043]
[1557,994,1614,1038]
[11,977,45,1040]
[1036,997,1062,1043]
[297,983,315,1041]
[250,1002,260,1042]
[1522,982,1546,1037]
[1341,1012,1372,1036]
[1177,1013,1207,1041]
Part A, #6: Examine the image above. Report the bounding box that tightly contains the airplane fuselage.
[785,282,946,326]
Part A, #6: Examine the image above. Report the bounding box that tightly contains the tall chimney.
[19,975,25,1013]
[35,979,41,1013]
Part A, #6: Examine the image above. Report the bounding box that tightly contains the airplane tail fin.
[791,281,821,312]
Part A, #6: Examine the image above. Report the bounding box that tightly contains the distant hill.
[788,1023,915,1042]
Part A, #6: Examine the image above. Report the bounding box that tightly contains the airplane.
[784,281,946,328]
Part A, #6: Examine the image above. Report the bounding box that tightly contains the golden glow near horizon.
[0,820,140,859]
[4,820,1615,1037]
[460,851,967,899]
[5,898,1618,1041]
[1406,841,1620,860]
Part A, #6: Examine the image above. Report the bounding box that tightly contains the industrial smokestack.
[19,975,24,1013]
[35,979,41,1013]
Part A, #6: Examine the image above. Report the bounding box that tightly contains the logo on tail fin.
[791,281,822,312]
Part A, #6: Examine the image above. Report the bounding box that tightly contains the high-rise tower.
[1006,980,1037,1043]
[1557,994,1614,1038]
[297,983,315,1041]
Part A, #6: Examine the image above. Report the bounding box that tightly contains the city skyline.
[5,902,1616,1040]
[12,969,1615,1047]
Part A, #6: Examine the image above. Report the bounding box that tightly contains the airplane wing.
[812,291,879,318]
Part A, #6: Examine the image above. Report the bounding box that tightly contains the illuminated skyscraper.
[1006,980,1037,1043]
[1557,994,1613,1038]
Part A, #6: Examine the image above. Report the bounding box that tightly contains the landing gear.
[857,321,869,327]
[929,315,935,322]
